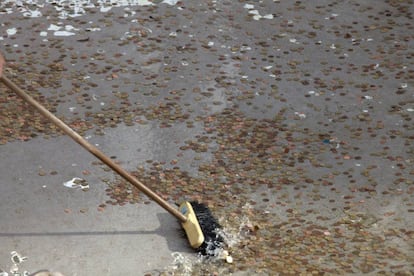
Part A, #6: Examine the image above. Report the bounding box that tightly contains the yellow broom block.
[179,201,205,248]
[1,75,222,253]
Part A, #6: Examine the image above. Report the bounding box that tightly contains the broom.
[0,75,223,255]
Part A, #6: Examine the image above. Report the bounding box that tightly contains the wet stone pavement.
[1,0,414,275]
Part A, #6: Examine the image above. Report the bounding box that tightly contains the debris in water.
[10,252,27,265]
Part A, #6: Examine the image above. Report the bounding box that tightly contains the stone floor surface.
[0,0,413,275]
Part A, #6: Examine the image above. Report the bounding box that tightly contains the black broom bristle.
[190,201,224,256]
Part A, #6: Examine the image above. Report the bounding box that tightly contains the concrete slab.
[1,0,413,275]
[0,133,194,275]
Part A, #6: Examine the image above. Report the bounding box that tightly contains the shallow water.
[1,0,413,275]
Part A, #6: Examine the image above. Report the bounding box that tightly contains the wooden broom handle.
[1,75,188,222]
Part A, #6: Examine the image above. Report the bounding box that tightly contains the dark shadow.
[0,230,155,237]
[0,212,194,254]
[156,212,194,254]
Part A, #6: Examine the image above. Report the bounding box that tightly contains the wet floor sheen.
[1,0,413,275]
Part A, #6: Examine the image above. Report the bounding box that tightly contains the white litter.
[54,31,76,36]
[23,9,42,17]
[100,6,112,12]
[163,0,179,5]
[1,0,180,18]
[48,24,61,31]
[6,28,17,35]
[294,112,307,119]
[63,177,90,190]
[243,3,274,20]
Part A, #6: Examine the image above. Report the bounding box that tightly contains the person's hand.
[0,52,5,77]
